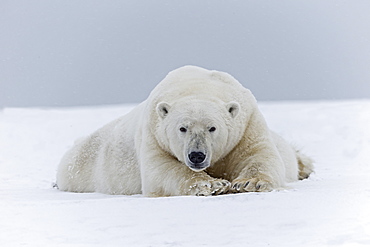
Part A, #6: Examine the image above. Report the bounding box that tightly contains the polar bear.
[56,65,313,196]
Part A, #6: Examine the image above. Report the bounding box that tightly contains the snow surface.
[1,100,370,247]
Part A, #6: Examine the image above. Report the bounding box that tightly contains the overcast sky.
[1,0,370,107]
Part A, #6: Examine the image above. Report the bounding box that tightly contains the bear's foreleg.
[228,110,286,193]
[230,163,275,193]
[140,150,230,196]
[229,144,285,193]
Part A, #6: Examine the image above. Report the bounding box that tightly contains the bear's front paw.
[230,177,273,193]
[187,179,231,196]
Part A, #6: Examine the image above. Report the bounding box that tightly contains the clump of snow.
[1,101,370,246]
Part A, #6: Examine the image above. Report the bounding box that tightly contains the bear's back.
[149,65,252,105]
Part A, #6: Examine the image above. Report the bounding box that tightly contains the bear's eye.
[209,127,216,132]
[179,127,187,133]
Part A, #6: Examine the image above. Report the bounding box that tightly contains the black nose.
[188,152,206,164]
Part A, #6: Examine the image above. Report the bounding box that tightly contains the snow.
[1,100,370,246]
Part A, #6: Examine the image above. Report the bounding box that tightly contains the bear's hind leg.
[296,151,314,180]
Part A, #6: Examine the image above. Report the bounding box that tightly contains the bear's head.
[156,99,240,172]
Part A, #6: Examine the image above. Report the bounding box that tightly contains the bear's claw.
[231,178,273,193]
[188,179,231,196]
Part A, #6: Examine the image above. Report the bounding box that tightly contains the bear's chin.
[186,162,210,172]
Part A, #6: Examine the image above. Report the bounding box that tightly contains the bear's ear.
[156,102,171,119]
[226,101,240,118]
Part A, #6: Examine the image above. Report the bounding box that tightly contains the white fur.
[57,65,313,196]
